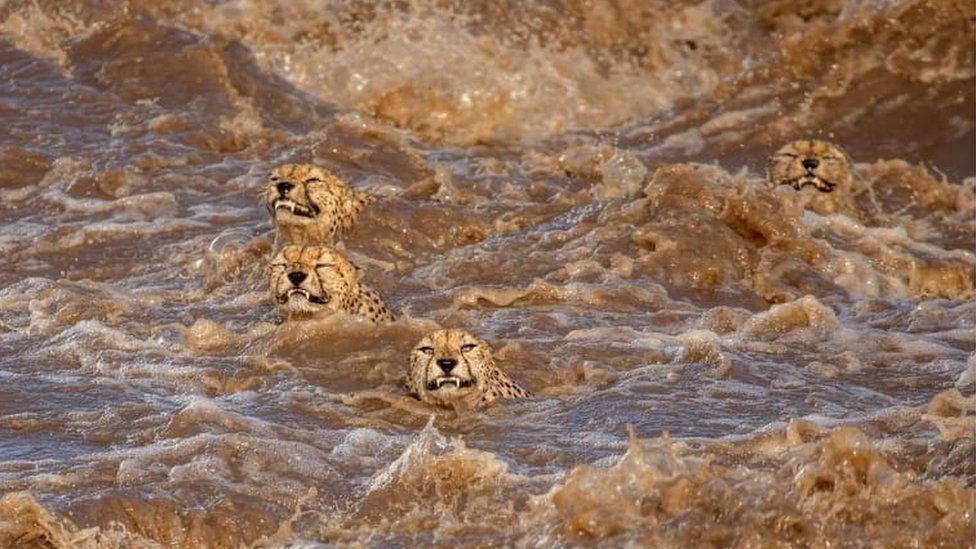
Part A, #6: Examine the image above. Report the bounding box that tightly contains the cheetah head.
[766,140,852,193]
[269,245,361,319]
[266,164,330,221]
[409,329,529,408]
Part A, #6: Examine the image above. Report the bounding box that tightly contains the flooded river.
[0,0,973,546]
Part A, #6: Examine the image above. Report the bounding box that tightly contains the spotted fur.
[407,329,530,408]
[265,163,373,246]
[269,245,393,323]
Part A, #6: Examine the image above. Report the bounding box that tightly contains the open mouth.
[426,376,475,391]
[786,174,835,193]
[800,174,836,193]
[273,198,317,218]
[277,288,329,305]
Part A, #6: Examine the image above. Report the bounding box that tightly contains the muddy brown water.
[0,0,974,547]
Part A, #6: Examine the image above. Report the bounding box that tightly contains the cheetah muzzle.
[427,377,476,391]
[273,197,318,218]
[277,287,329,306]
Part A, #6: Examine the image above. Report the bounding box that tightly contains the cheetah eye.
[305,177,322,183]
[272,262,286,268]
[460,343,477,352]
[314,263,333,268]
[417,346,434,354]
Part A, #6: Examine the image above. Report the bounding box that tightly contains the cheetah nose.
[802,158,819,171]
[436,358,458,374]
[287,271,307,285]
[276,181,294,195]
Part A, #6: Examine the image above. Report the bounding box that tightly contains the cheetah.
[265,163,373,246]
[269,245,393,322]
[767,139,855,214]
[407,329,531,408]
[767,139,853,193]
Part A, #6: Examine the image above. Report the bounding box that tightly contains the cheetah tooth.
[436,377,461,388]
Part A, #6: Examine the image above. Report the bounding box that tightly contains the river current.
[0,0,973,546]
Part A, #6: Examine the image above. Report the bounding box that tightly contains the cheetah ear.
[764,150,781,186]
[841,147,857,170]
[834,144,862,183]
[336,254,365,285]
[356,189,376,205]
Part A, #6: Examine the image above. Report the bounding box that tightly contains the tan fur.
[265,164,373,245]
[766,139,854,214]
[269,245,393,323]
[407,329,530,408]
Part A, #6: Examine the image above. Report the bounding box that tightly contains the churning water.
[0,0,973,546]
